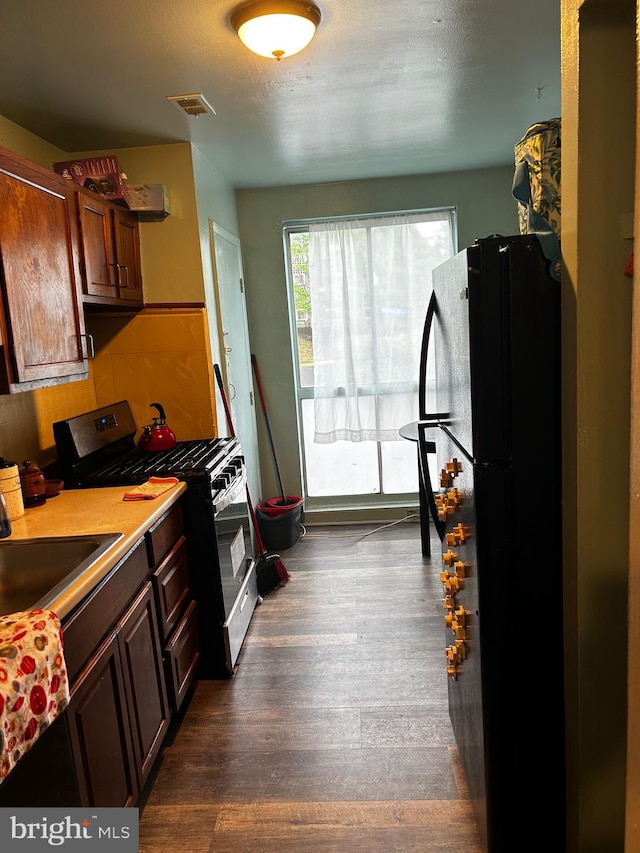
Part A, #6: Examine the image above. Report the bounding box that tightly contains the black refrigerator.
[416,235,565,851]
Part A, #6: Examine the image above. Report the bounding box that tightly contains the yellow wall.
[0,114,66,168]
[89,307,217,441]
[626,2,640,848]
[68,143,205,304]
[561,1,636,849]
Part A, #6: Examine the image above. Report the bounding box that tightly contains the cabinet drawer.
[165,599,200,714]
[63,538,149,683]
[153,535,190,641]
[146,501,184,567]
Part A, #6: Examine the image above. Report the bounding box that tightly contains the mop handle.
[213,363,235,438]
[251,354,287,501]
[213,363,268,556]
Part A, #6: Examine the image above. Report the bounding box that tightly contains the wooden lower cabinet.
[165,598,200,712]
[67,579,170,806]
[66,632,138,807]
[118,581,170,790]
[0,500,199,807]
[149,504,201,714]
[152,534,201,713]
[65,501,198,807]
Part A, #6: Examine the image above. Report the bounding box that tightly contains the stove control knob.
[213,474,229,489]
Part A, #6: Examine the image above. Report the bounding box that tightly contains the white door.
[209,221,261,507]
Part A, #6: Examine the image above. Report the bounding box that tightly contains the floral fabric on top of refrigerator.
[512,118,561,281]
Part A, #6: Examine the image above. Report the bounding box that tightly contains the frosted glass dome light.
[231,1,321,60]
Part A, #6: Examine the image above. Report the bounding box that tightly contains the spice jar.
[0,456,24,520]
[19,460,46,508]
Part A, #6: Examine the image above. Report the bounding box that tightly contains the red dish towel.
[123,476,179,501]
[0,609,69,782]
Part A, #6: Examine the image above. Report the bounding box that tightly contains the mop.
[213,364,289,594]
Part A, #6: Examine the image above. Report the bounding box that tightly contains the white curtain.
[309,212,455,443]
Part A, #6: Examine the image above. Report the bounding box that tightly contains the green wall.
[0,114,66,166]
[236,166,519,512]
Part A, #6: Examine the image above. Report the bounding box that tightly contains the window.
[285,209,455,508]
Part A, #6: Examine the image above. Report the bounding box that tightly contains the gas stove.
[53,400,240,491]
[53,401,258,678]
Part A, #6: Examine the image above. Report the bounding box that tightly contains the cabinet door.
[67,632,138,807]
[77,191,117,299]
[113,207,143,303]
[118,581,170,791]
[0,152,88,389]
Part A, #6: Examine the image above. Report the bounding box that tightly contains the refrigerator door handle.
[417,424,446,541]
[418,290,437,419]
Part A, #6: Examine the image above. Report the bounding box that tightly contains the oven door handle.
[214,470,247,514]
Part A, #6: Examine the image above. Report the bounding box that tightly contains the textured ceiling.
[0,0,561,188]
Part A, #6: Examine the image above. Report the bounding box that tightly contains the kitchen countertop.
[2,483,187,619]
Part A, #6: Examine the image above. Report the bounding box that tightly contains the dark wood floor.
[139,520,483,852]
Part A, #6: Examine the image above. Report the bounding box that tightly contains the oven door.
[215,473,253,615]
[214,473,258,671]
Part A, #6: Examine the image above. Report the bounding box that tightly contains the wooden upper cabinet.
[113,206,143,303]
[78,188,143,309]
[0,148,88,392]
[77,191,117,299]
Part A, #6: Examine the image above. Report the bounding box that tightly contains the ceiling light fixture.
[230,0,321,61]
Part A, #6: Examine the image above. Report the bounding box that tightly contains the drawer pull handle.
[239,589,249,612]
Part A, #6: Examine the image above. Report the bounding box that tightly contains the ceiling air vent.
[167,93,216,118]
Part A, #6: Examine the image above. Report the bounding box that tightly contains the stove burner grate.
[83,437,238,486]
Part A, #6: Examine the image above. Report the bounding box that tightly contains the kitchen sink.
[0,533,123,616]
